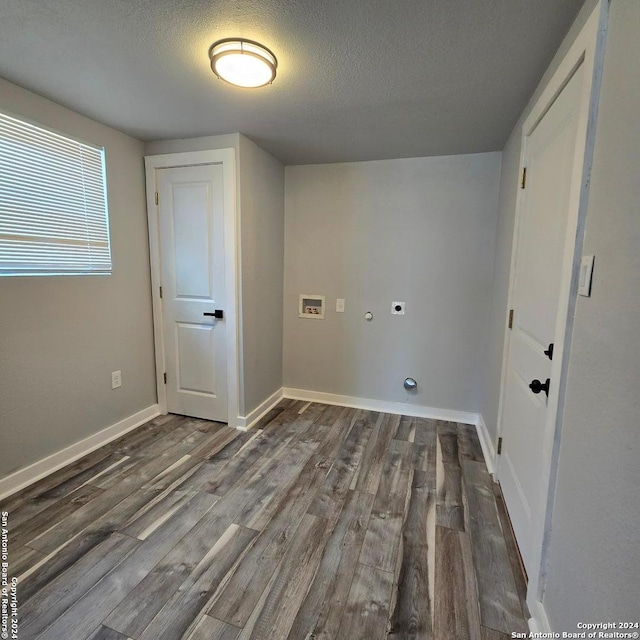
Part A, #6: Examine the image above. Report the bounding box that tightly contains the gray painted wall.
[543,0,640,627]
[480,0,599,445]
[145,133,285,416]
[237,136,285,414]
[0,78,157,478]
[283,154,501,413]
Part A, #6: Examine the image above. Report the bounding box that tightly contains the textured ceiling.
[0,0,585,164]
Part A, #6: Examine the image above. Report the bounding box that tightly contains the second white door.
[498,62,585,574]
[157,164,228,422]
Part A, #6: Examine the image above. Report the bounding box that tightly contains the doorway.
[495,1,606,621]
[145,149,239,426]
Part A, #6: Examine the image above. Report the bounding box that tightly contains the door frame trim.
[494,0,607,621]
[144,149,240,428]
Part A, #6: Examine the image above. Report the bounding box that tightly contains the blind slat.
[0,111,111,275]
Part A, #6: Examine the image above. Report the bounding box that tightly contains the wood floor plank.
[289,490,375,640]
[206,454,331,628]
[200,422,293,496]
[17,479,188,602]
[434,525,481,640]
[105,452,288,636]
[134,524,257,640]
[312,406,358,460]
[377,439,412,500]
[393,415,416,442]
[18,527,133,604]
[480,626,512,640]
[456,424,485,463]
[492,483,529,617]
[308,416,372,522]
[127,420,202,459]
[1,453,123,530]
[462,460,527,634]
[86,626,131,640]
[353,412,396,494]
[360,487,410,573]
[34,491,218,640]
[18,532,140,639]
[0,449,113,517]
[412,419,437,472]
[119,488,197,540]
[335,563,394,640]
[189,426,239,460]
[235,513,333,640]
[388,469,435,640]
[27,439,203,553]
[359,440,414,574]
[6,544,45,579]
[185,615,241,640]
[266,402,334,457]
[436,436,466,532]
[435,429,459,464]
[9,484,103,547]
[233,442,313,530]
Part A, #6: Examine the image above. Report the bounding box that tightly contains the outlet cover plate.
[112,370,122,389]
[391,301,406,315]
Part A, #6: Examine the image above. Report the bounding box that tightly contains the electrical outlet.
[391,301,405,315]
[111,370,122,389]
[336,298,345,313]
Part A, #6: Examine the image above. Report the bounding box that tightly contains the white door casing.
[495,0,606,623]
[158,164,228,421]
[145,149,239,428]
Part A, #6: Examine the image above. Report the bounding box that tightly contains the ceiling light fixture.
[209,38,277,88]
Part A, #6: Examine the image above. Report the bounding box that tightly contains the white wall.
[542,0,640,627]
[145,134,285,416]
[283,153,501,413]
[0,78,156,479]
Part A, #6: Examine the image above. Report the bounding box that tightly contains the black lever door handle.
[529,378,550,397]
[203,310,224,319]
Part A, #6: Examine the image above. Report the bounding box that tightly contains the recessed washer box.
[299,294,325,319]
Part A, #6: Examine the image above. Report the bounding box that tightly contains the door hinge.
[497,437,503,455]
[159,285,163,299]
[508,309,514,329]
[163,372,167,384]
[521,167,527,189]
[155,192,159,205]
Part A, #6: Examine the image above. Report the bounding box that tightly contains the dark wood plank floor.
[2,400,529,639]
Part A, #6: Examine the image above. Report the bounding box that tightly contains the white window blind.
[0,111,111,276]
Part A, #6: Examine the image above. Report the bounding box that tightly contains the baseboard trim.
[0,404,160,501]
[236,388,284,431]
[475,413,496,477]
[528,597,552,634]
[282,388,477,425]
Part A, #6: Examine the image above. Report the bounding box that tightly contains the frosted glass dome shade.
[209,39,277,88]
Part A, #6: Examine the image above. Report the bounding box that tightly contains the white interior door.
[157,164,228,422]
[498,63,585,574]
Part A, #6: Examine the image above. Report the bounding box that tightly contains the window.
[0,111,111,276]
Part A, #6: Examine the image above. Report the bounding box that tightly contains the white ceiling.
[0,0,585,165]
